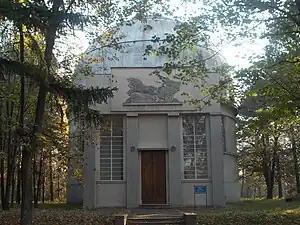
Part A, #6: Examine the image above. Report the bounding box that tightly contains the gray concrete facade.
[83,128,97,208]
[68,111,239,208]
[68,17,240,208]
[210,114,225,207]
[126,113,140,208]
[167,113,182,207]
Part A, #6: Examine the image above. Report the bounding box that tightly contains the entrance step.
[114,213,197,225]
[139,204,172,209]
[127,215,184,225]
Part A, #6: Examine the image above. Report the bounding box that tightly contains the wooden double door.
[141,150,166,204]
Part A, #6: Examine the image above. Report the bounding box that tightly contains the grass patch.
[197,199,300,224]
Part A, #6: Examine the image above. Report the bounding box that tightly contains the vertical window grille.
[221,116,226,152]
[99,115,124,181]
[182,114,208,179]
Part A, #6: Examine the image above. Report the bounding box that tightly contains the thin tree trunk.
[291,133,300,194]
[57,175,60,200]
[0,156,4,210]
[36,152,43,205]
[241,168,245,197]
[33,153,37,208]
[42,164,45,203]
[3,99,15,210]
[11,167,15,206]
[273,136,283,198]
[0,98,4,209]
[11,148,17,207]
[16,154,21,204]
[17,22,25,206]
[262,133,275,199]
[276,155,283,198]
[265,171,275,199]
[49,151,54,202]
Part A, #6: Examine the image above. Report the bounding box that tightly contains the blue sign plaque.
[194,185,207,194]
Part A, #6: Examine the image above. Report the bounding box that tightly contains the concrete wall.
[81,68,221,114]
[182,181,212,206]
[69,111,240,207]
[138,115,168,149]
[96,183,126,207]
[125,113,182,207]
[224,154,240,203]
[223,115,240,203]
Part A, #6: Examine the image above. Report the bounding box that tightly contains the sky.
[70,0,267,70]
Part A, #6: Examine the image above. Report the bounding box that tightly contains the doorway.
[141,150,166,204]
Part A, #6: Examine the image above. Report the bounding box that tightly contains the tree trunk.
[266,172,275,199]
[17,23,25,206]
[241,168,245,197]
[291,134,300,193]
[20,0,61,223]
[36,152,43,205]
[11,158,16,207]
[33,153,37,208]
[57,175,60,200]
[273,136,283,198]
[21,87,47,225]
[3,100,15,210]
[16,154,21,204]
[262,133,275,199]
[42,168,45,203]
[49,151,54,202]
[0,156,5,210]
[276,154,283,198]
[0,98,4,209]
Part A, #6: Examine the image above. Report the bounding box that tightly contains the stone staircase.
[127,215,184,225]
[114,213,196,225]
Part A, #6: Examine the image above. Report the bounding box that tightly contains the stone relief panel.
[124,77,182,104]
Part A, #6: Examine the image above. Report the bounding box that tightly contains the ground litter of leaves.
[0,209,114,225]
[2,200,300,225]
[2,209,300,225]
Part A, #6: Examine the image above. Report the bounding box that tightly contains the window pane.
[195,135,206,149]
[112,158,123,167]
[112,116,123,136]
[221,116,226,152]
[195,115,205,135]
[99,115,124,181]
[183,136,194,157]
[112,174,123,180]
[184,157,195,168]
[183,115,194,135]
[182,114,208,180]
[100,136,111,158]
[100,136,111,145]
[184,171,195,179]
[112,137,123,145]
[100,117,111,136]
[100,171,111,180]
[100,158,111,168]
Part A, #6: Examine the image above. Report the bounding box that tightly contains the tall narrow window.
[99,115,124,181]
[221,116,226,152]
[182,115,208,179]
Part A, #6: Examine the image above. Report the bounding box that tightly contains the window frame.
[99,115,124,181]
[182,114,208,180]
